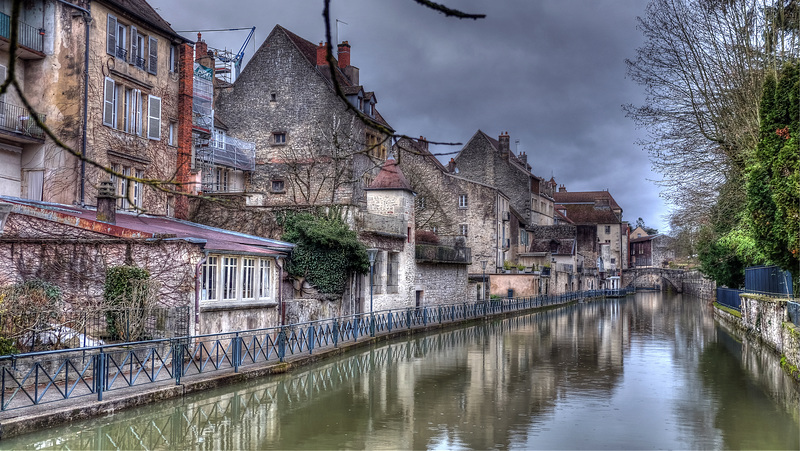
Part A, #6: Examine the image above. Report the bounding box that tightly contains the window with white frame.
[201,256,219,300]
[169,44,177,73]
[605,225,611,234]
[168,121,176,146]
[201,255,275,303]
[103,77,116,127]
[242,258,256,299]
[258,259,271,298]
[147,95,161,140]
[460,224,468,236]
[458,194,467,208]
[131,26,145,69]
[222,257,238,300]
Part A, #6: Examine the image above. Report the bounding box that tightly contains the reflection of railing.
[195,136,256,171]
[0,290,608,413]
[0,101,45,139]
[0,12,44,53]
[415,244,471,264]
[358,212,406,237]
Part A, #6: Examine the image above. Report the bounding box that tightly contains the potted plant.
[516,263,526,273]
[502,260,513,273]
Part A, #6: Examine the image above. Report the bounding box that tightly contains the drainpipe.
[194,252,208,335]
[277,256,285,326]
[56,0,91,206]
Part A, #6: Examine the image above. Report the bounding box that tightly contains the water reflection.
[5,293,799,450]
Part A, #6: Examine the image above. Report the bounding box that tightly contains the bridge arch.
[622,268,685,292]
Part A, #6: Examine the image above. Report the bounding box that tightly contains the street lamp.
[367,248,378,337]
[480,260,488,315]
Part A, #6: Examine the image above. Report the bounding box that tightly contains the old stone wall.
[740,294,791,354]
[0,213,199,312]
[415,262,468,305]
[283,298,342,325]
[682,276,716,300]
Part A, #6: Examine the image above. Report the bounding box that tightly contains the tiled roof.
[103,0,189,42]
[396,137,448,172]
[367,158,413,192]
[553,190,621,211]
[559,204,620,224]
[274,25,392,130]
[554,208,573,224]
[530,238,575,255]
[1,197,294,256]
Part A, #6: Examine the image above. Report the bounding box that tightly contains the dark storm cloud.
[151,0,667,230]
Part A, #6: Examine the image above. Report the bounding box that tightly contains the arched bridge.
[622,268,687,292]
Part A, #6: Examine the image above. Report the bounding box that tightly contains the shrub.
[103,266,152,341]
[415,230,440,244]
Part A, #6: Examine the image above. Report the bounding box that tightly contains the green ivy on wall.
[280,210,369,298]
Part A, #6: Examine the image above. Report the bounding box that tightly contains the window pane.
[242,258,255,299]
[223,257,238,300]
[259,259,271,298]
[202,256,218,301]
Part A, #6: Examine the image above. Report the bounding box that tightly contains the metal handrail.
[0,290,624,412]
[0,12,44,53]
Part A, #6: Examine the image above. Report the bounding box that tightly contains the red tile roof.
[367,158,413,192]
[559,204,620,224]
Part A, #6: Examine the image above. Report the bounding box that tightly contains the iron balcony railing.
[0,101,45,139]
[115,46,127,62]
[195,136,256,172]
[0,290,624,413]
[0,11,44,53]
[132,55,146,70]
[358,212,407,237]
[415,244,472,264]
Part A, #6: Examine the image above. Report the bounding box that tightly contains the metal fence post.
[333,320,339,348]
[309,326,315,354]
[233,333,241,373]
[95,351,105,401]
[407,308,411,329]
[388,310,393,332]
[278,327,286,362]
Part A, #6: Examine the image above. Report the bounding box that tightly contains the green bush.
[103,266,150,340]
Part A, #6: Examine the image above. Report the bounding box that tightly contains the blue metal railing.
[0,290,630,412]
[716,287,743,311]
[745,265,793,297]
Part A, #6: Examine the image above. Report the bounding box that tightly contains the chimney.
[419,136,428,151]
[447,158,457,173]
[337,41,350,68]
[96,180,116,224]
[195,33,207,61]
[559,184,567,192]
[499,132,510,154]
[317,42,329,66]
[518,150,527,165]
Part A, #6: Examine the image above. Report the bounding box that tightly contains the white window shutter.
[147,95,161,140]
[148,37,158,75]
[106,15,117,55]
[130,26,138,63]
[103,77,115,126]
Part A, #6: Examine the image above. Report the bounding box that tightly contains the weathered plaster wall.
[490,274,539,298]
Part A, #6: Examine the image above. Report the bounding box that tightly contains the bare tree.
[625,0,799,222]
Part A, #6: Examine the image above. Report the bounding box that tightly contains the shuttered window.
[148,37,158,75]
[103,77,116,127]
[147,95,161,140]
[106,15,117,55]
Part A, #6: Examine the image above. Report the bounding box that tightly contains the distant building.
[630,234,675,268]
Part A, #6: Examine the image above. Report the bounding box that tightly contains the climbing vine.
[279,210,369,298]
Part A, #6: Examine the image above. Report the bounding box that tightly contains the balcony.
[358,212,406,238]
[195,136,256,172]
[415,244,472,265]
[0,12,44,58]
[0,101,45,142]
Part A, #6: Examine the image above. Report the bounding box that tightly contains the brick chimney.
[559,184,567,192]
[175,42,194,220]
[317,42,330,66]
[518,150,527,165]
[96,180,116,224]
[337,41,350,68]
[419,136,428,151]
[447,158,457,173]
[499,132,510,154]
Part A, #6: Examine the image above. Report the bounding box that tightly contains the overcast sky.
[150,0,669,231]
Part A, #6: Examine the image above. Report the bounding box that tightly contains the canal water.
[4,292,800,449]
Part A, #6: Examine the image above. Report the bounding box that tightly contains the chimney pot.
[337,41,351,68]
[317,42,329,66]
[96,180,117,224]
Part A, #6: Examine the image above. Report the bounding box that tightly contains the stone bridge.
[621,268,687,292]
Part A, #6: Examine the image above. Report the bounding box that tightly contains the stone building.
[0,0,194,217]
[451,130,554,226]
[0,195,294,336]
[553,185,629,284]
[630,234,675,268]
[394,137,512,274]
[214,25,393,209]
[355,157,470,310]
